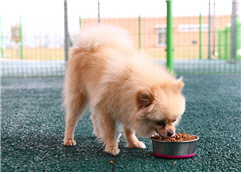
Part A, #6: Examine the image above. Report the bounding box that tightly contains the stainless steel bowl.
[151,135,199,159]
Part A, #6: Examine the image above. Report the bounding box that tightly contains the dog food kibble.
[151,132,198,142]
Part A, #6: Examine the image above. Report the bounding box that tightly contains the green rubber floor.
[1,74,241,172]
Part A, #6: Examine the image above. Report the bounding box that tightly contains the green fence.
[1,0,241,78]
[218,19,241,60]
[236,19,241,60]
[218,25,229,60]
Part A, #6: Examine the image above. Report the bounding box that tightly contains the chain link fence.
[0,0,241,78]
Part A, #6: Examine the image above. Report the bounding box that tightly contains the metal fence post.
[231,0,237,62]
[212,0,217,56]
[199,12,202,59]
[218,27,221,59]
[64,0,69,63]
[98,0,101,24]
[236,18,241,60]
[166,0,174,73]
[19,16,23,59]
[208,0,211,59]
[138,15,141,50]
[0,16,3,58]
[79,16,82,30]
[225,25,230,60]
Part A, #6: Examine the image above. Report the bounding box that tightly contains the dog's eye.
[156,120,166,126]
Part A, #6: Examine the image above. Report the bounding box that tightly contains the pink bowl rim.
[153,152,196,159]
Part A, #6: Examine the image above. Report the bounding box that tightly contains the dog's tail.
[75,24,133,50]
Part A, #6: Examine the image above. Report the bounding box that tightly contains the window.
[157,27,166,46]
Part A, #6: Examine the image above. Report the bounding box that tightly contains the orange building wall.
[82,15,231,59]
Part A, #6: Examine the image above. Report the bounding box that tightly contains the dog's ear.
[136,89,154,110]
[175,77,184,91]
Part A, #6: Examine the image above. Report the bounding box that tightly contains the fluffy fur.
[63,24,186,156]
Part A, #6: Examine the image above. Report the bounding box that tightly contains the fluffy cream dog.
[63,24,185,156]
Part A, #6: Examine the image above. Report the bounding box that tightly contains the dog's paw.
[127,141,146,149]
[105,145,120,156]
[64,139,76,146]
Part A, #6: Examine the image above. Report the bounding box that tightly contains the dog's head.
[135,78,185,138]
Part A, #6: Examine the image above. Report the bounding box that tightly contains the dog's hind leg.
[123,126,146,149]
[91,112,103,141]
[64,91,87,146]
[96,108,120,156]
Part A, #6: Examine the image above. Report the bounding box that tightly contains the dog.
[63,24,185,156]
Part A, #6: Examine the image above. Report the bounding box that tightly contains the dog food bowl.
[151,135,199,159]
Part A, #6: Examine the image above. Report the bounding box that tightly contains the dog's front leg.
[98,109,120,156]
[123,126,146,149]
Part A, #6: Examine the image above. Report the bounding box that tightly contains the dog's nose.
[167,131,174,137]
